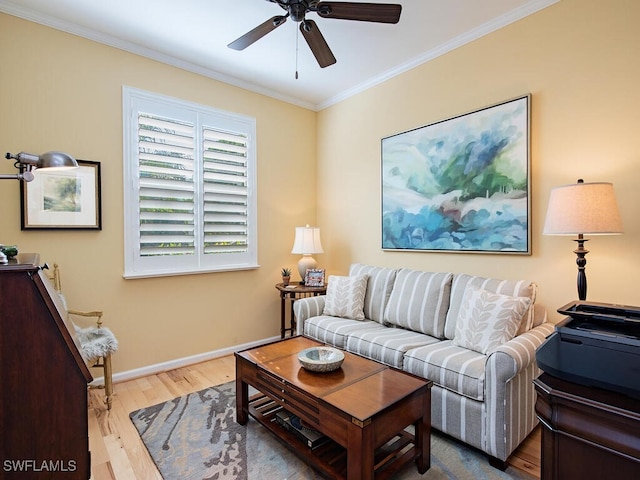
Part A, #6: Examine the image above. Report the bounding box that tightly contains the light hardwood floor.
[88,355,541,479]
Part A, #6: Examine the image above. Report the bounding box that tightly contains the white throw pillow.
[444,274,537,340]
[322,275,368,320]
[452,286,531,355]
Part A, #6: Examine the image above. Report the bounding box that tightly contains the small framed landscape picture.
[20,159,102,230]
[305,269,325,287]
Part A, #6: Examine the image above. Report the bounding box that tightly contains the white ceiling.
[0,0,558,110]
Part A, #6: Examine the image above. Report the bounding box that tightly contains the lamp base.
[574,236,589,301]
[297,255,317,284]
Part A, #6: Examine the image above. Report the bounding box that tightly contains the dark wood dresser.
[0,254,92,479]
[534,372,640,480]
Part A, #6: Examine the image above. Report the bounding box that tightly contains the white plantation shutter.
[202,127,249,254]
[123,87,257,278]
[139,114,196,257]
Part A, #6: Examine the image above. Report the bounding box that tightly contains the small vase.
[282,276,290,286]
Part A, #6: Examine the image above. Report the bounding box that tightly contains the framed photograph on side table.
[20,160,102,230]
[304,269,325,287]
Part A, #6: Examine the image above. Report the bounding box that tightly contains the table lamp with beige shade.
[543,179,623,301]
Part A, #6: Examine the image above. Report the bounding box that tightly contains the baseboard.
[89,335,281,386]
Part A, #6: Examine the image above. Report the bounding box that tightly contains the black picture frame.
[21,160,102,230]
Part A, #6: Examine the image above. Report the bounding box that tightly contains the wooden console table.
[275,283,326,338]
[534,373,640,479]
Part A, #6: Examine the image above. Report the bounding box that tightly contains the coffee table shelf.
[248,393,420,480]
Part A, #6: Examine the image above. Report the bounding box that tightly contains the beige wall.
[2,0,639,376]
[0,14,318,374]
[317,0,640,322]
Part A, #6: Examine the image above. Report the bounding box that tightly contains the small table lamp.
[291,224,324,283]
[543,179,623,300]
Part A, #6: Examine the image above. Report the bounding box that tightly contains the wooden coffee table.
[235,336,432,480]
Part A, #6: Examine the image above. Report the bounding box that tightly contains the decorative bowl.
[298,346,345,373]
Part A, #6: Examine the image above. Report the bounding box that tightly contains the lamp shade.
[2,150,78,182]
[291,225,324,254]
[37,151,78,169]
[543,181,623,235]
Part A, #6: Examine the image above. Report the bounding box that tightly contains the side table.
[275,283,327,338]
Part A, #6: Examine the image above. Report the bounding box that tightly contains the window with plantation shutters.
[123,87,257,278]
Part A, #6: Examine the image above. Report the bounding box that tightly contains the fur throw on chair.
[74,325,119,362]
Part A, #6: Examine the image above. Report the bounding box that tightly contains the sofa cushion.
[452,286,531,355]
[346,326,439,369]
[403,341,487,401]
[444,274,537,340]
[322,274,368,320]
[384,269,453,338]
[349,264,397,324]
[304,316,382,349]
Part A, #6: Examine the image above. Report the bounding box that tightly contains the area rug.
[130,381,535,480]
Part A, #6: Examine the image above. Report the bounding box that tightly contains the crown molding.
[1,0,560,112]
[317,0,560,110]
[0,0,316,110]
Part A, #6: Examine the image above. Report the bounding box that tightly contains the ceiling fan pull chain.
[295,25,299,79]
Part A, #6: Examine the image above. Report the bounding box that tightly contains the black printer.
[535,301,640,398]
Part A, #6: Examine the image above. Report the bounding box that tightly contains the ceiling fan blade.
[228,15,287,50]
[300,20,336,68]
[317,2,402,24]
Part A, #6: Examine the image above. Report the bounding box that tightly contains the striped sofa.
[293,263,554,469]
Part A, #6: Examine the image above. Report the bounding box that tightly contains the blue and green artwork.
[381,95,530,254]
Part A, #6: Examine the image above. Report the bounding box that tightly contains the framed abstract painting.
[381,95,531,254]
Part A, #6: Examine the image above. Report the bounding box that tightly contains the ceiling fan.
[228,1,402,68]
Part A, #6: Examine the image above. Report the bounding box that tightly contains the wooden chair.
[49,263,118,410]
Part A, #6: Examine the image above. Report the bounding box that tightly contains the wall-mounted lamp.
[543,179,623,301]
[291,224,324,283]
[1,151,78,182]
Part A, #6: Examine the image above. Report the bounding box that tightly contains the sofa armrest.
[483,321,555,461]
[491,322,555,376]
[293,295,326,335]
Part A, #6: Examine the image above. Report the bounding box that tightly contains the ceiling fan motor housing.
[289,2,307,22]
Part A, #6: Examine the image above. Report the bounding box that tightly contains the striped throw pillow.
[349,264,398,323]
[383,269,453,338]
